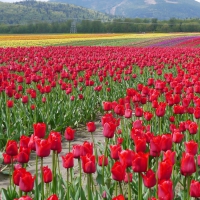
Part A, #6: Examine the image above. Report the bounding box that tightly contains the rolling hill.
[0,1,114,25]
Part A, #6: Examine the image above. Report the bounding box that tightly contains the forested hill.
[49,0,200,20]
[0,1,114,25]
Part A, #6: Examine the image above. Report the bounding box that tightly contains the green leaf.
[1,188,10,200]
[96,171,103,185]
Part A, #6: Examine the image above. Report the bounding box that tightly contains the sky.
[1,0,200,2]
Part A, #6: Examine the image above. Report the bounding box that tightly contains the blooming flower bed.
[1,45,200,199]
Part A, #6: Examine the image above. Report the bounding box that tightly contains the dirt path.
[0,121,104,191]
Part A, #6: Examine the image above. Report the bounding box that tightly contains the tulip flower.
[81,154,96,174]
[3,153,11,164]
[42,166,53,183]
[185,140,198,155]
[132,152,149,173]
[150,136,161,157]
[19,171,35,192]
[35,138,51,158]
[20,135,30,148]
[190,180,200,197]
[163,150,176,165]
[13,168,27,186]
[86,121,96,132]
[6,140,18,157]
[112,195,125,200]
[158,180,174,200]
[18,196,33,200]
[142,169,156,188]
[98,155,108,167]
[181,152,196,176]
[47,194,59,200]
[7,100,14,108]
[111,161,126,182]
[33,123,46,138]
[64,126,75,141]
[110,144,122,160]
[62,153,74,169]
[160,134,172,151]
[103,122,116,138]
[157,159,173,181]
[119,149,134,168]
[48,131,62,153]
[17,147,30,164]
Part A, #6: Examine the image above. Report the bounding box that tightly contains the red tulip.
[86,121,96,132]
[47,194,59,200]
[188,122,198,135]
[48,131,62,153]
[114,104,125,116]
[64,127,75,141]
[97,154,108,167]
[155,103,166,117]
[135,107,143,117]
[132,152,149,173]
[150,136,161,157]
[190,180,200,197]
[185,140,198,155]
[17,147,30,164]
[3,153,11,164]
[124,109,132,118]
[134,137,146,153]
[110,144,122,160]
[181,152,196,176]
[160,134,172,151]
[42,166,52,183]
[124,172,133,183]
[13,168,26,186]
[81,154,96,174]
[18,196,33,200]
[103,122,116,138]
[172,129,184,143]
[73,144,84,159]
[22,95,29,104]
[157,159,173,181]
[20,135,30,148]
[142,169,156,188]
[33,123,46,138]
[103,101,112,111]
[163,150,176,165]
[62,152,74,168]
[119,149,135,168]
[111,161,126,181]
[7,100,14,108]
[112,195,125,200]
[35,138,51,158]
[158,180,174,200]
[117,137,123,145]
[19,171,35,192]
[6,140,18,156]
[144,112,153,121]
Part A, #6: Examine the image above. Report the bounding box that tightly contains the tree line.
[1,18,200,34]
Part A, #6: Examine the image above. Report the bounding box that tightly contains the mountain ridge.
[48,0,200,19]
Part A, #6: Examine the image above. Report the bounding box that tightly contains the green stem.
[19,188,22,197]
[128,173,131,200]
[184,176,187,200]
[115,181,118,197]
[155,157,159,199]
[35,155,39,200]
[41,157,44,200]
[52,150,56,193]
[187,176,190,200]
[11,157,14,187]
[67,168,70,200]
[78,158,82,199]
[57,152,61,176]
[119,181,123,196]
[87,174,91,200]
[138,173,142,200]
[102,138,109,186]
[69,141,71,153]
[159,117,162,135]
[91,132,97,161]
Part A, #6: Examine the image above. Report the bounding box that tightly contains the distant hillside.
[49,0,200,19]
[0,1,113,25]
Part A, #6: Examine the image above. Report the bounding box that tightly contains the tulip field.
[1,33,200,200]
